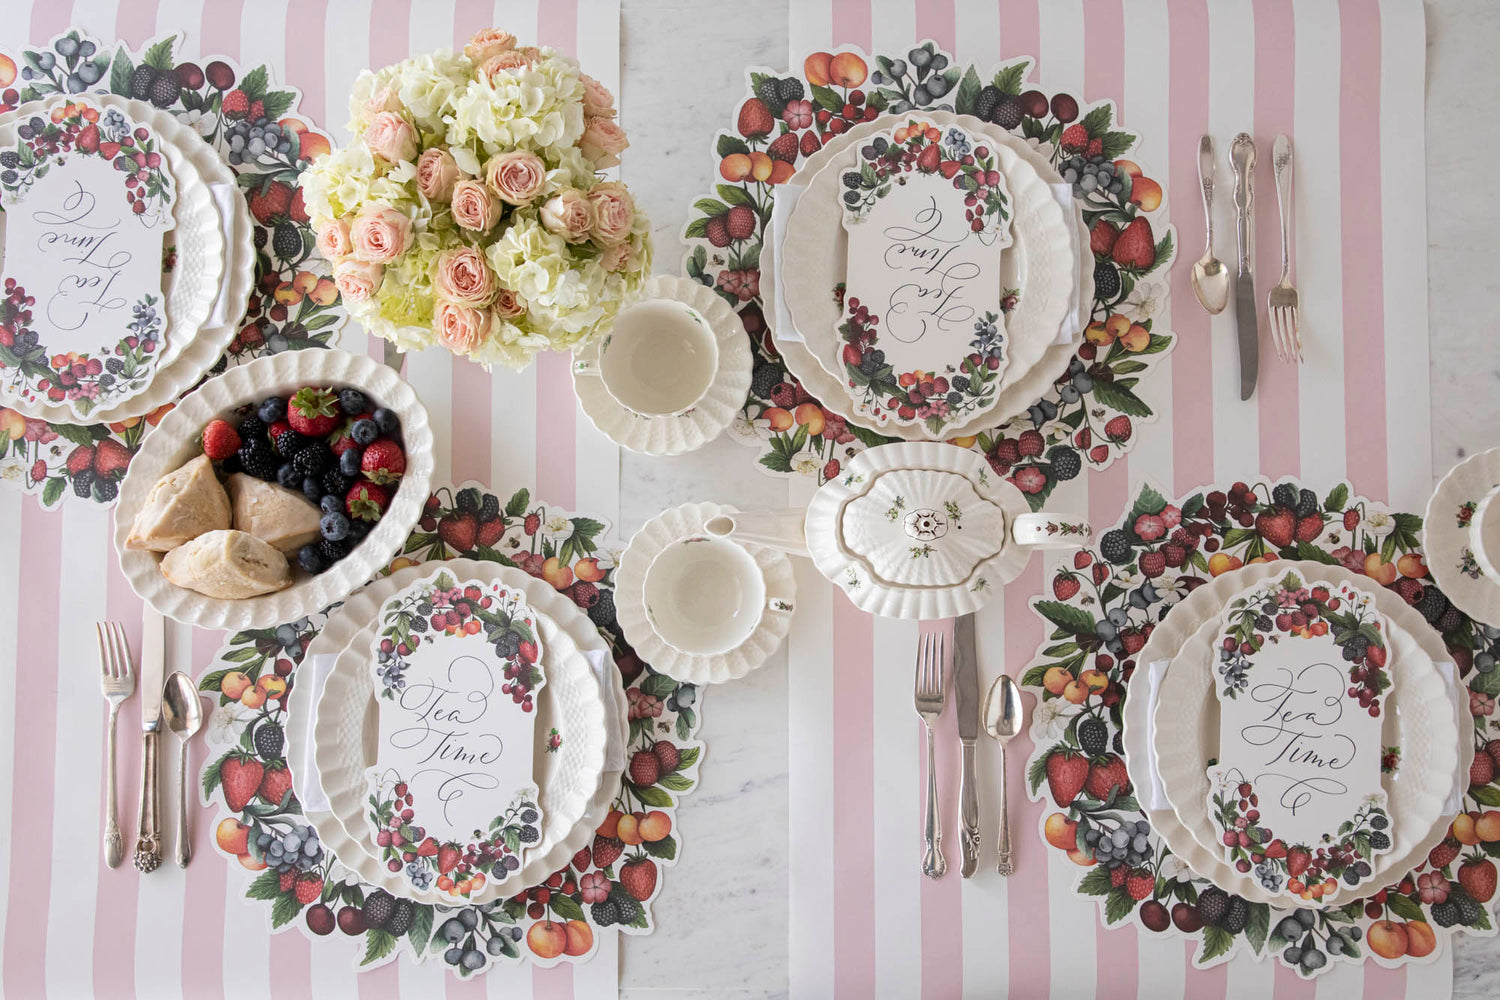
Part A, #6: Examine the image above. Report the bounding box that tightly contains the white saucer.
[574,275,752,456]
[1426,446,1500,627]
[616,501,794,684]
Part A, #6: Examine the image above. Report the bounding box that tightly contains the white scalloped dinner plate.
[1425,446,1500,628]
[311,560,611,904]
[1129,560,1468,905]
[776,112,1088,440]
[113,349,434,629]
[574,275,752,456]
[616,501,795,684]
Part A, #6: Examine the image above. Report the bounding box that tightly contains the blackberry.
[589,898,620,927]
[1093,261,1120,300]
[479,494,500,521]
[1416,586,1449,626]
[106,357,124,374]
[518,824,540,844]
[1195,886,1229,927]
[1099,529,1133,565]
[274,429,306,457]
[1112,731,1124,755]
[1430,899,1460,928]
[1367,830,1390,851]
[292,443,330,476]
[775,77,805,107]
[611,891,642,925]
[385,898,416,936]
[753,77,785,116]
[95,477,119,503]
[149,74,180,109]
[991,94,1023,130]
[456,487,482,513]
[129,64,157,101]
[750,361,786,398]
[1271,483,1299,510]
[73,470,95,498]
[1296,489,1319,518]
[362,889,396,929]
[521,808,539,824]
[253,721,284,759]
[1369,814,1388,830]
[239,443,279,481]
[272,223,302,260]
[587,589,617,628]
[319,537,352,564]
[1437,604,1465,634]
[1077,717,1108,756]
[237,416,267,443]
[1452,892,1485,926]
[321,468,352,497]
[1220,895,1250,934]
[1048,446,1081,482]
[972,84,1002,122]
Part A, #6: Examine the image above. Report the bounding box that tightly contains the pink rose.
[362,86,403,118]
[416,148,462,202]
[586,181,634,246]
[539,189,593,242]
[485,151,546,205]
[332,259,384,302]
[361,111,418,163]
[434,301,492,355]
[349,205,412,263]
[464,28,516,63]
[493,287,526,320]
[578,116,629,168]
[315,219,352,260]
[433,246,497,307]
[579,74,616,118]
[480,50,535,80]
[450,179,501,231]
[598,241,634,272]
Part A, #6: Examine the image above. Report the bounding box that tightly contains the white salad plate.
[574,275,751,457]
[616,501,795,684]
[114,349,434,629]
[1132,560,1468,906]
[777,111,1087,439]
[308,559,623,903]
[0,96,248,424]
[1425,446,1500,628]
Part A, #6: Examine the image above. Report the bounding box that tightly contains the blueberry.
[351,418,378,445]
[372,407,400,435]
[441,918,466,943]
[277,463,300,489]
[459,909,479,930]
[55,36,78,57]
[321,494,343,515]
[79,41,95,57]
[339,448,363,476]
[297,545,324,573]
[444,947,463,966]
[258,396,286,423]
[302,477,323,504]
[321,512,350,541]
[486,935,506,956]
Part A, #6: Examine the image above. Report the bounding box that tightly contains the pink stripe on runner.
[998,0,1040,72]
[452,0,492,39]
[181,627,230,1000]
[533,351,576,510]
[285,0,330,127]
[1166,0,1214,494]
[274,924,315,1000]
[917,620,962,1000]
[1253,0,1299,480]
[1002,558,1049,1000]
[1363,965,1407,999]
[30,0,74,42]
[830,0,871,50]
[536,0,578,56]
[450,361,493,490]
[198,0,247,66]
[1181,945,1228,996]
[115,0,160,48]
[914,0,955,50]
[532,963,576,1000]
[830,590,875,998]
[356,959,399,1000]
[2,501,64,999]
[1338,0,1387,501]
[447,964,489,1000]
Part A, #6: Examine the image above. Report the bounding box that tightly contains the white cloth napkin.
[206,182,240,328]
[1437,659,1464,814]
[587,647,627,770]
[290,651,338,813]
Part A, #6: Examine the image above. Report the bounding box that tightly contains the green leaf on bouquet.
[1078,865,1113,896]
[643,835,677,861]
[270,892,300,929]
[504,488,530,518]
[1324,483,1350,512]
[1080,104,1113,137]
[633,784,674,808]
[361,928,397,966]
[245,868,282,900]
[550,893,585,922]
[1245,902,1270,955]
[810,83,844,114]
[953,66,982,116]
[1032,599,1099,638]
[716,134,750,158]
[1090,379,1152,418]
[1103,886,1135,924]
[717,184,754,207]
[1199,924,1234,962]
[110,45,134,96]
[141,35,176,72]
[1027,752,1050,795]
[992,61,1029,96]
[1384,893,1425,921]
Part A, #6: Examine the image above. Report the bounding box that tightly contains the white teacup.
[1471,485,1500,581]
[643,535,793,656]
[573,299,718,417]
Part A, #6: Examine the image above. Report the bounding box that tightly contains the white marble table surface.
[615,1,1500,996]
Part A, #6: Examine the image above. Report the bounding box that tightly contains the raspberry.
[651,741,681,772]
[294,873,323,904]
[704,215,730,248]
[628,749,660,786]
[1343,509,1360,531]
[523,512,541,535]
[1138,551,1166,578]
[769,383,797,409]
[569,581,600,609]
[1125,869,1155,901]
[1017,429,1045,458]
[725,204,756,240]
[222,89,250,119]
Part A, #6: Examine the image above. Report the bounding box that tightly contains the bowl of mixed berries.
[115,349,434,629]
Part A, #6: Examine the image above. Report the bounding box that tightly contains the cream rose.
[332,259,384,302]
[579,74,616,118]
[450,179,501,231]
[578,116,629,168]
[586,181,634,246]
[540,189,593,242]
[433,246,497,307]
[480,49,535,80]
[362,110,418,163]
[434,300,492,355]
[349,205,413,263]
[484,151,546,205]
[599,241,634,272]
[362,86,403,118]
[464,28,516,63]
[493,287,526,320]
[416,147,462,202]
[315,219,352,260]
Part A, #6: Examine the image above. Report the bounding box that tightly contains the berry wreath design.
[198,481,704,976]
[682,40,1174,496]
[1023,477,1500,977]
[0,28,344,508]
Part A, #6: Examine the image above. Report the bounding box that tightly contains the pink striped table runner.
[0,1,624,997]
[784,1,1437,998]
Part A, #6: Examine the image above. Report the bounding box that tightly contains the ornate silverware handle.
[996,745,1014,877]
[1197,135,1215,248]
[1230,133,1256,273]
[921,728,947,879]
[175,741,191,868]
[103,703,124,868]
[1273,137,1293,283]
[135,729,161,873]
[959,739,980,877]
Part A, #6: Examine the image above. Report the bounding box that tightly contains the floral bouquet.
[302,28,652,369]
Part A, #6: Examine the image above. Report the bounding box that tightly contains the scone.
[160,529,293,600]
[125,454,232,551]
[226,474,322,553]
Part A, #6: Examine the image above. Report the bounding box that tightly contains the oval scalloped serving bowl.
[114,349,434,629]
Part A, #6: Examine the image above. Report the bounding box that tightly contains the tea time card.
[365,570,546,899]
[833,122,1012,437]
[0,99,175,417]
[1205,571,1393,900]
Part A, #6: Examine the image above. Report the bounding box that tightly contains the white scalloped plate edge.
[1425,446,1500,627]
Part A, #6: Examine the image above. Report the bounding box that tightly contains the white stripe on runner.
[570,919,616,1000]
[1313,961,1363,998]
[1221,949,1275,1000]
[788,0,832,69]
[953,0,999,73]
[406,346,457,486]
[1406,950,1453,1000]
[960,602,1010,1000]
[871,0,915,54]
[485,960,537,1000]
[870,616,922,999]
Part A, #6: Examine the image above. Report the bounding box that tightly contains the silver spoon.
[162,671,205,868]
[983,674,1024,876]
[1191,135,1230,315]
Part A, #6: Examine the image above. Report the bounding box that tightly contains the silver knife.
[1230,133,1258,401]
[953,613,981,878]
[134,607,165,873]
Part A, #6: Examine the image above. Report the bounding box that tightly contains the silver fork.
[1268,134,1301,363]
[914,631,947,879]
[98,622,136,868]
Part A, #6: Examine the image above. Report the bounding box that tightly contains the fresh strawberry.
[327,420,359,457]
[1255,507,1296,549]
[1459,858,1497,904]
[1287,847,1312,877]
[437,844,462,874]
[416,837,439,857]
[619,858,658,901]
[200,420,241,460]
[1429,837,1462,871]
[294,872,324,905]
[1391,577,1424,606]
[346,481,390,522]
[736,97,774,138]
[1053,573,1081,601]
[592,835,624,869]
[257,760,293,805]
[725,204,756,241]
[1263,838,1288,860]
[477,518,504,547]
[628,749,661,787]
[1083,753,1133,801]
[1110,217,1157,271]
[1045,749,1090,807]
[1090,220,1119,256]
[1075,551,1093,569]
[1060,123,1090,153]
[75,123,99,152]
[915,143,941,173]
[799,130,822,157]
[436,511,478,551]
[1104,416,1132,442]
[766,132,799,163]
[221,88,250,119]
[360,439,406,484]
[91,438,131,477]
[220,752,264,813]
[1294,515,1324,543]
[65,444,95,474]
[287,387,341,437]
[1125,868,1155,901]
